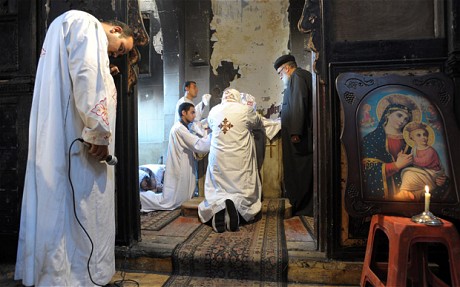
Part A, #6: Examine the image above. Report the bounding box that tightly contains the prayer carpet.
[140,209,182,231]
[164,199,287,286]
[163,275,286,286]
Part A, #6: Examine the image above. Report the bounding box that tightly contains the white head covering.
[240,93,256,112]
[222,88,241,103]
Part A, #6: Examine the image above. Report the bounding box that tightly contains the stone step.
[116,200,361,285]
[181,197,293,219]
[117,243,362,285]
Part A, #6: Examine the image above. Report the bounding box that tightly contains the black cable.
[112,246,140,287]
[69,138,139,287]
[68,138,105,287]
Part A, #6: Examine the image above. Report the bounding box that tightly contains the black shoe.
[212,209,226,233]
[225,199,239,232]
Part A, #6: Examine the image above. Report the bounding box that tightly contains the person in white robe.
[174,80,212,136]
[241,92,266,171]
[139,168,159,192]
[139,164,165,193]
[198,88,263,233]
[140,102,211,211]
[14,10,134,287]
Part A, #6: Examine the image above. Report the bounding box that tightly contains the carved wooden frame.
[336,71,460,221]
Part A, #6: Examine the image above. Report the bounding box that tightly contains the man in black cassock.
[274,55,313,216]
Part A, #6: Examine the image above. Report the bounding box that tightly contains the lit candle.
[424,185,431,213]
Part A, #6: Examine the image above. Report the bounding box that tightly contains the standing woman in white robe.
[198,89,263,232]
[140,102,211,211]
[14,10,134,287]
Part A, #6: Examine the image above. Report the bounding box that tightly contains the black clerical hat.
[274,54,296,70]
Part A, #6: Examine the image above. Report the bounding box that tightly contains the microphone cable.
[68,138,105,287]
[68,138,139,287]
[112,246,140,287]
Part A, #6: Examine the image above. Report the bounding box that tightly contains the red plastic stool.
[360,214,460,287]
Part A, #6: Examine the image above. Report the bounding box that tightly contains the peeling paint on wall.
[210,0,290,118]
[139,0,163,55]
[139,0,156,11]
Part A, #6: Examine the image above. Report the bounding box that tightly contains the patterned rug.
[163,275,285,286]
[140,209,181,231]
[164,199,287,286]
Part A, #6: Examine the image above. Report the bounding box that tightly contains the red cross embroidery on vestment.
[218,118,233,134]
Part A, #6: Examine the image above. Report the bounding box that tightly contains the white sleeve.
[189,121,206,137]
[67,18,112,145]
[194,101,205,121]
[177,126,211,153]
[194,100,211,121]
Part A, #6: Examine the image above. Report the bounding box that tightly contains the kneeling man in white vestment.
[140,102,211,211]
[198,88,263,233]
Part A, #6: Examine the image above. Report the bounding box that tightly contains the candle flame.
[425,185,430,194]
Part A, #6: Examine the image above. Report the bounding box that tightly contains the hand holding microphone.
[78,138,118,165]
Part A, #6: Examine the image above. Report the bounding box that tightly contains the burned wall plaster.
[210,0,290,118]
[139,0,163,55]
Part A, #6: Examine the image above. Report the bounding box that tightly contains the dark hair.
[143,176,152,188]
[103,19,134,38]
[139,166,156,190]
[178,102,195,118]
[183,81,196,92]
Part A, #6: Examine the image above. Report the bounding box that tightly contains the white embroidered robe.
[198,102,263,223]
[15,10,117,287]
[174,96,207,122]
[140,122,211,211]
[174,96,208,136]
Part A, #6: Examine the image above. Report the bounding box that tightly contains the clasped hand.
[87,144,109,161]
[110,64,120,76]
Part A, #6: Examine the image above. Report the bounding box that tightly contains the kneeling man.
[198,89,263,232]
[140,102,211,211]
